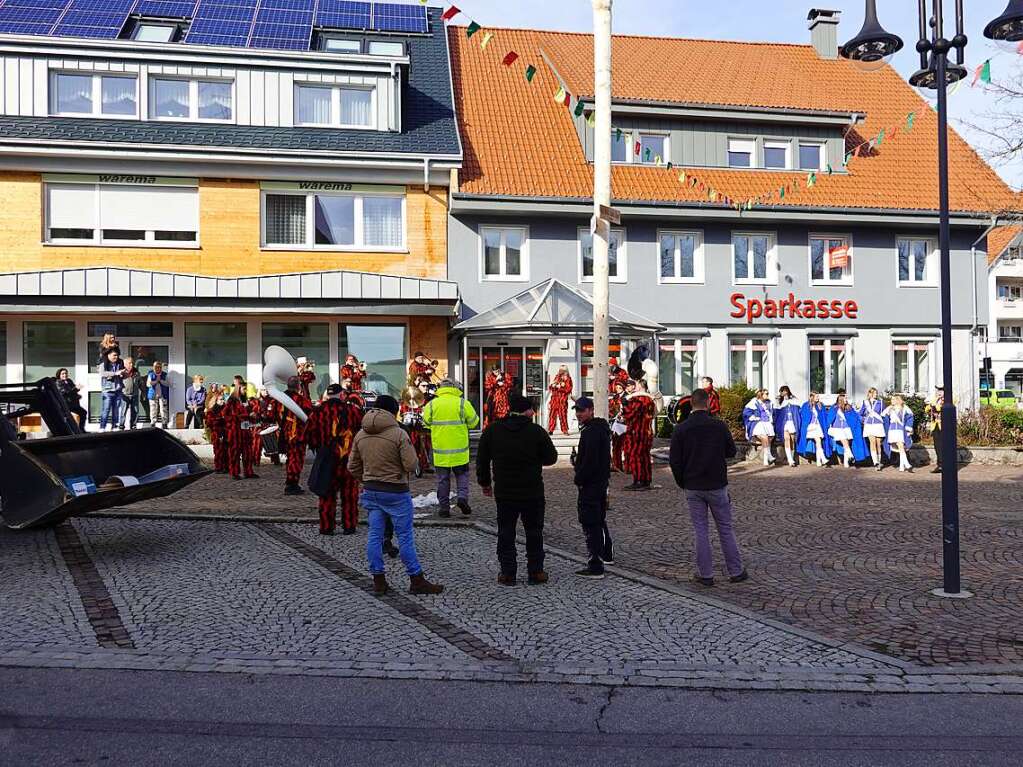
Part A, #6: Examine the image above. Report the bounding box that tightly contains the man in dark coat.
[572,397,614,578]
[476,393,558,586]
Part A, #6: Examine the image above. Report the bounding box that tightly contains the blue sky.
[443,1,1023,188]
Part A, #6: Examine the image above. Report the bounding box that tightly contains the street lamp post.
[840,0,1023,597]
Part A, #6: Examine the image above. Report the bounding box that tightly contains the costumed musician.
[340,354,368,393]
[282,375,314,495]
[306,383,362,535]
[296,357,317,400]
[547,364,573,435]
[621,377,657,491]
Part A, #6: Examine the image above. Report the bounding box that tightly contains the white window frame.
[798,141,825,171]
[729,336,771,389]
[260,189,407,252]
[727,138,756,168]
[149,77,235,124]
[657,337,700,396]
[293,82,377,129]
[809,233,854,287]
[319,35,362,52]
[49,71,139,119]
[578,227,627,284]
[892,339,936,395]
[731,231,778,286]
[368,40,405,56]
[807,337,851,396]
[610,129,630,164]
[657,229,704,284]
[896,235,939,287]
[479,225,529,282]
[133,22,179,42]
[44,182,200,248]
[762,139,792,170]
[636,131,669,165]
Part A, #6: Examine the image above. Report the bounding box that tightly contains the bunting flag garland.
[554,86,568,105]
[441,5,460,21]
[480,31,494,50]
[501,51,519,66]
[574,99,585,117]
[586,111,596,127]
[615,127,623,141]
[466,21,481,37]
[806,172,817,188]
[525,65,537,82]
[825,163,833,175]
[972,59,992,87]
[906,112,915,131]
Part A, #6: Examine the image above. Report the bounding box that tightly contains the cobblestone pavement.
[103,456,1023,668]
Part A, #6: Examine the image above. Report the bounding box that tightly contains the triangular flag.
[709,190,718,202]
[678,172,687,184]
[666,161,673,170]
[441,5,460,21]
[586,111,596,127]
[888,125,898,140]
[574,99,585,117]
[480,31,494,50]
[906,112,915,131]
[525,65,537,82]
[1017,40,1023,54]
[635,141,642,155]
[644,147,652,161]
[843,151,853,166]
[466,21,481,37]
[972,59,991,86]
[780,186,785,199]
[826,163,833,175]
[615,127,623,141]
[876,128,885,146]
[654,154,662,165]
[554,86,568,105]
[501,51,519,66]
[807,172,817,187]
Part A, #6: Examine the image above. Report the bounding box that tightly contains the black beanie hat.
[375,395,400,416]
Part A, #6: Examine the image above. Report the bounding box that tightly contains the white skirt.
[863,423,886,439]
[828,426,854,441]
[784,421,797,435]
[887,429,905,445]
[806,423,824,440]
[752,421,775,438]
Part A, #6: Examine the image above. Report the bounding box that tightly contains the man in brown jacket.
[349,395,443,596]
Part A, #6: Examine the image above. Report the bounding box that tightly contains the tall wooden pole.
[591,0,612,420]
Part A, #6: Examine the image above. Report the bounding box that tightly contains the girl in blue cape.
[742,389,776,466]
[797,392,830,466]
[827,393,868,468]
[859,387,887,471]
[773,386,802,467]
[882,394,915,472]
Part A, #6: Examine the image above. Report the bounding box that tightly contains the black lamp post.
[841,0,1023,598]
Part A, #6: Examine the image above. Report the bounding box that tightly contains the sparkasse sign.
[730,292,859,325]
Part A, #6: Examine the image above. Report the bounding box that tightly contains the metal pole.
[934,47,962,595]
[591,0,612,420]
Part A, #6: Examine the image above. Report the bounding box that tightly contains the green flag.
[466,21,481,38]
[906,112,915,132]
[574,99,585,117]
[525,65,537,82]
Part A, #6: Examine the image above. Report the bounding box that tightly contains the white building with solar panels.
[0,1,463,428]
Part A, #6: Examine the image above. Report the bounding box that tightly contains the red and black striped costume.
[408,358,436,385]
[400,398,431,470]
[306,398,361,533]
[282,390,314,487]
[298,369,317,400]
[611,365,631,390]
[207,402,227,473]
[247,397,263,469]
[705,386,722,417]
[223,397,257,479]
[547,372,573,434]
[609,391,625,472]
[261,397,285,465]
[340,362,366,391]
[622,393,656,483]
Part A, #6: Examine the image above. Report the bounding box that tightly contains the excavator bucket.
[0,379,210,530]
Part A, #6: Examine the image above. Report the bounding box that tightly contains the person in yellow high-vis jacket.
[423,379,480,518]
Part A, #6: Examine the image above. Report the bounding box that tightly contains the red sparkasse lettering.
[788,293,800,318]
[817,299,830,317]
[844,300,859,319]
[730,294,859,322]
[765,300,778,319]
[747,299,763,324]
[830,300,844,319]
[802,300,817,318]
[730,293,746,319]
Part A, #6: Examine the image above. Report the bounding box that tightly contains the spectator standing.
[926,385,946,474]
[185,375,207,429]
[55,368,87,426]
[422,379,480,518]
[97,333,120,365]
[700,377,721,417]
[572,397,614,579]
[119,357,143,430]
[349,395,443,596]
[477,393,558,586]
[98,350,124,431]
[668,388,748,587]
[146,361,170,428]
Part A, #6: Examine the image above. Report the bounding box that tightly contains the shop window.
[263,191,404,250]
[581,338,622,397]
[898,237,937,286]
[23,321,75,383]
[658,230,703,283]
[579,228,626,282]
[151,78,233,121]
[810,235,853,286]
[45,182,198,246]
[732,232,776,285]
[729,337,768,390]
[0,321,6,384]
[51,72,137,118]
[658,339,698,398]
[480,226,528,281]
[262,323,330,399]
[893,340,933,394]
[186,323,247,389]
[295,83,374,128]
[339,324,407,398]
[808,338,848,395]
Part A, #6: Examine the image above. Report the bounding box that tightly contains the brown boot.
[409,573,444,595]
[372,574,389,596]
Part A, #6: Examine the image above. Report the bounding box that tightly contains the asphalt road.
[1,668,1021,766]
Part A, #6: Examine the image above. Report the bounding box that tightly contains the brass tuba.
[262,345,308,423]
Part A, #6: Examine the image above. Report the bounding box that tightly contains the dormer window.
[319,35,362,53]
[611,131,628,162]
[368,40,405,56]
[637,133,667,165]
[763,141,791,169]
[728,139,755,168]
[133,22,179,42]
[799,142,824,170]
[50,73,137,118]
[295,83,375,128]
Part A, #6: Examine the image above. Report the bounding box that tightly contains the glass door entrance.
[465,343,544,427]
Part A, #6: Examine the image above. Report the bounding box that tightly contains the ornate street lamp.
[842,0,1023,598]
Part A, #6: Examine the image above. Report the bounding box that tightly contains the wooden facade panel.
[0,173,449,280]
[409,315,449,379]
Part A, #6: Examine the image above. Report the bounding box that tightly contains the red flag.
[634,141,641,155]
[888,125,899,140]
[441,5,460,21]
[501,51,519,66]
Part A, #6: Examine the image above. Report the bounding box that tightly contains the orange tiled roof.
[450,28,1019,215]
[987,225,1021,265]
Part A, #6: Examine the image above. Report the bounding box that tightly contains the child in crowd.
[55,368,87,426]
[185,375,206,429]
[147,361,170,428]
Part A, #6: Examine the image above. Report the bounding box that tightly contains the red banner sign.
[730,293,859,325]
[828,244,850,269]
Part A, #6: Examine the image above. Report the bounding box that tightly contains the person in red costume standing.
[609,379,627,472]
[547,365,573,435]
[407,351,438,386]
[205,386,228,474]
[260,393,284,466]
[340,354,367,392]
[610,357,630,390]
[247,391,264,470]
[622,378,657,491]
[223,381,258,480]
[296,358,317,400]
[701,376,721,417]
[306,384,361,535]
[282,375,314,495]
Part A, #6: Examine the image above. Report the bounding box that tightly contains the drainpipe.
[970,216,1000,409]
[423,158,431,192]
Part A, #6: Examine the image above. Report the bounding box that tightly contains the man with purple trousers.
[668,388,748,587]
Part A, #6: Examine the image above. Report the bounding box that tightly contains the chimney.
[807,8,841,59]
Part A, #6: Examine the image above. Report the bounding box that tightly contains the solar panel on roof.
[52,0,135,37]
[314,0,369,30]
[371,2,425,33]
[2,0,68,9]
[183,0,254,46]
[134,0,196,17]
[0,0,68,35]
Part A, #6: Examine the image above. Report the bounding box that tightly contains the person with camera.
[423,378,480,518]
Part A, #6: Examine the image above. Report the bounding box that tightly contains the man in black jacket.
[572,397,614,578]
[477,393,559,586]
[668,388,748,587]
